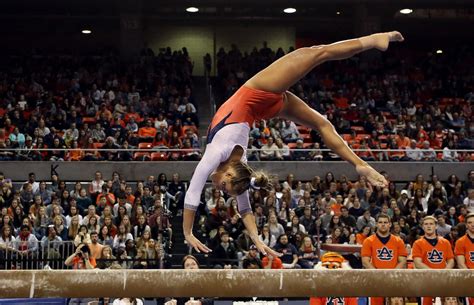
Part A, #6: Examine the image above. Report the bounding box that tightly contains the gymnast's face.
[183,258,199,269]
[211,168,237,196]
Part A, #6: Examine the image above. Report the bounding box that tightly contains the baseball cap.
[249,244,258,251]
[401,190,408,195]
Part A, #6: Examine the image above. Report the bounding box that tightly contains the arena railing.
[0,240,240,270]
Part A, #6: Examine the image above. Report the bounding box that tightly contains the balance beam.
[0,269,472,298]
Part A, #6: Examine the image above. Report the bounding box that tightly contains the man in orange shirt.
[413,216,454,305]
[138,119,157,141]
[395,131,411,148]
[362,214,407,305]
[454,213,474,305]
[331,194,344,216]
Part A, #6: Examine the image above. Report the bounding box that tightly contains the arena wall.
[3,161,472,182]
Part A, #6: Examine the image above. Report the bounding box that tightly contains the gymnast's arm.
[183,144,223,251]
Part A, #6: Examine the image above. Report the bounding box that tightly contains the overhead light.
[336,11,341,15]
[81,29,92,34]
[186,7,199,13]
[436,49,443,54]
[283,8,296,14]
[399,8,413,14]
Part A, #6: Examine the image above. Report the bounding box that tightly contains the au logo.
[376,247,394,261]
[427,249,444,263]
[326,297,345,305]
[469,251,474,262]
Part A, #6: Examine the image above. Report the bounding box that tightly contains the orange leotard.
[207,86,284,143]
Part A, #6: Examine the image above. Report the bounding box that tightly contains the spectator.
[421,141,436,161]
[405,140,422,161]
[297,236,318,269]
[442,140,459,162]
[273,234,299,269]
[212,231,238,268]
[259,136,282,161]
[242,244,262,269]
[65,243,96,270]
[357,210,376,232]
[412,216,454,305]
[16,224,39,260]
[463,189,474,213]
[74,225,92,247]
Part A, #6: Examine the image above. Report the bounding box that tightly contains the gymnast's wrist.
[355,160,369,167]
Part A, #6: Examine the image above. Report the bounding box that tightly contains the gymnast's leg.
[245,31,404,94]
[279,91,387,187]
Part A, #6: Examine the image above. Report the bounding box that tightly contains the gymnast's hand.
[355,163,388,188]
[253,239,282,258]
[185,233,212,254]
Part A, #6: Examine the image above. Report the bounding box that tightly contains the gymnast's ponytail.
[229,160,272,195]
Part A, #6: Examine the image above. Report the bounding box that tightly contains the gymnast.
[184,31,404,257]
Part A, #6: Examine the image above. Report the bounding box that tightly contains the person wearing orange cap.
[310,252,357,305]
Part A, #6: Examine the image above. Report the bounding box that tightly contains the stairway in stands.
[192,76,214,137]
[167,76,212,267]
[169,214,188,267]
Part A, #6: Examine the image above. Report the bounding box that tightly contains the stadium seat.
[350,126,365,133]
[151,152,168,161]
[301,133,312,143]
[82,117,96,124]
[297,126,310,134]
[138,142,153,150]
[182,125,198,135]
[92,142,104,149]
[133,152,150,161]
[356,134,371,141]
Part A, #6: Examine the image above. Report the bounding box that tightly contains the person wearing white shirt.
[405,140,422,161]
[442,140,459,162]
[259,137,282,161]
[464,189,474,213]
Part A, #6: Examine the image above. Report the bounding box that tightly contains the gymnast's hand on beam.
[355,163,388,188]
[254,239,282,258]
[185,233,212,253]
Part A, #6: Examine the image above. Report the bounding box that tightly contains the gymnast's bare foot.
[372,31,405,51]
[356,163,388,188]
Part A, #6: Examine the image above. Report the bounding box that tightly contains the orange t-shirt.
[396,136,411,149]
[356,233,368,245]
[71,256,97,269]
[138,127,157,138]
[412,236,454,269]
[361,234,407,269]
[261,257,283,269]
[68,149,84,161]
[310,297,357,305]
[454,234,474,269]
[331,203,343,216]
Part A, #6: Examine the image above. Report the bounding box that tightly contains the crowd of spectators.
[215,43,473,162]
[0,170,179,270]
[0,47,202,162]
[1,168,472,271]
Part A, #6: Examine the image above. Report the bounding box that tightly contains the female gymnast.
[184,31,404,257]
